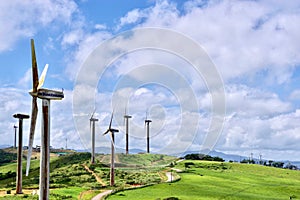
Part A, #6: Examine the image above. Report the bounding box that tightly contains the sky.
[0,0,300,161]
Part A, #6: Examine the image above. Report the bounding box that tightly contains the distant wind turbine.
[144,112,152,154]
[13,124,18,149]
[103,112,119,186]
[90,110,98,164]
[13,113,29,194]
[123,108,132,155]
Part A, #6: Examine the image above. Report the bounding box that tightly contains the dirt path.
[165,172,174,182]
[166,168,182,182]
[100,154,120,163]
[82,164,106,186]
[91,190,112,200]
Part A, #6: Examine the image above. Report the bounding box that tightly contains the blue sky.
[1,0,300,161]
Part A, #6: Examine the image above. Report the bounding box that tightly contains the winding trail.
[91,190,113,200]
[82,164,106,187]
[166,168,182,182]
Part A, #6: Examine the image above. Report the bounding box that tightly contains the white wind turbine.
[144,112,152,154]
[90,110,98,164]
[123,108,132,155]
[26,39,64,200]
[13,113,29,194]
[103,112,119,186]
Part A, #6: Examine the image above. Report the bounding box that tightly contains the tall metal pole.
[92,120,95,164]
[14,125,18,149]
[16,119,23,194]
[13,114,29,194]
[145,120,152,153]
[147,124,149,153]
[110,132,115,186]
[124,115,131,155]
[90,118,98,164]
[40,99,50,200]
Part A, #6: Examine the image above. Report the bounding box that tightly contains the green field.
[107,160,300,200]
[1,150,299,200]
[0,151,176,199]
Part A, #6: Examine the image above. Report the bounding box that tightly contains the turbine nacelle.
[37,88,64,100]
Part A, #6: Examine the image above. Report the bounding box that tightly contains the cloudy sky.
[1,0,300,161]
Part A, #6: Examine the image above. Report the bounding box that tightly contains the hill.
[107,160,300,200]
[0,152,177,199]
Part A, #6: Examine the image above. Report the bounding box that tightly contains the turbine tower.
[90,110,98,164]
[13,124,18,149]
[124,109,132,155]
[26,39,64,200]
[144,113,152,154]
[13,113,29,194]
[103,112,119,186]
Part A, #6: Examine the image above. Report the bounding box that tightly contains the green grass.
[107,160,300,200]
[51,186,86,199]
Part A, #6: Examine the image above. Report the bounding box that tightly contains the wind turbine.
[13,113,29,194]
[103,112,119,186]
[144,113,152,154]
[123,108,132,155]
[13,124,18,149]
[26,39,64,200]
[90,110,98,164]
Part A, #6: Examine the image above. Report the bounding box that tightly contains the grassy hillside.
[107,160,300,200]
[0,149,17,165]
[0,152,93,199]
[0,153,177,199]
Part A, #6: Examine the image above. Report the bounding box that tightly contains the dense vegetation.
[0,149,17,165]
[183,153,224,162]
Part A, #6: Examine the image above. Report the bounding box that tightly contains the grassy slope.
[0,153,177,199]
[107,160,300,200]
[0,152,92,199]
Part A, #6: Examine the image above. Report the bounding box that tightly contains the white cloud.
[0,0,78,52]
[290,89,300,100]
[6,0,296,160]
[115,0,300,84]
[225,84,291,117]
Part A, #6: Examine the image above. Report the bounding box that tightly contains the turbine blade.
[103,130,109,135]
[26,97,38,176]
[90,108,96,119]
[109,112,113,129]
[31,39,39,93]
[37,64,48,89]
[109,132,116,149]
[90,120,91,132]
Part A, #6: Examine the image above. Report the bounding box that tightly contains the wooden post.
[40,99,50,200]
[13,114,29,194]
[110,132,115,186]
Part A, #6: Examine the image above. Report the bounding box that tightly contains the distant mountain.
[170,149,248,162]
[0,145,11,149]
[76,147,146,154]
[75,147,300,167]
[208,150,248,162]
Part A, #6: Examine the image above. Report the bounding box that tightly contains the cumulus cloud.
[2,0,299,160]
[0,0,78,52]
